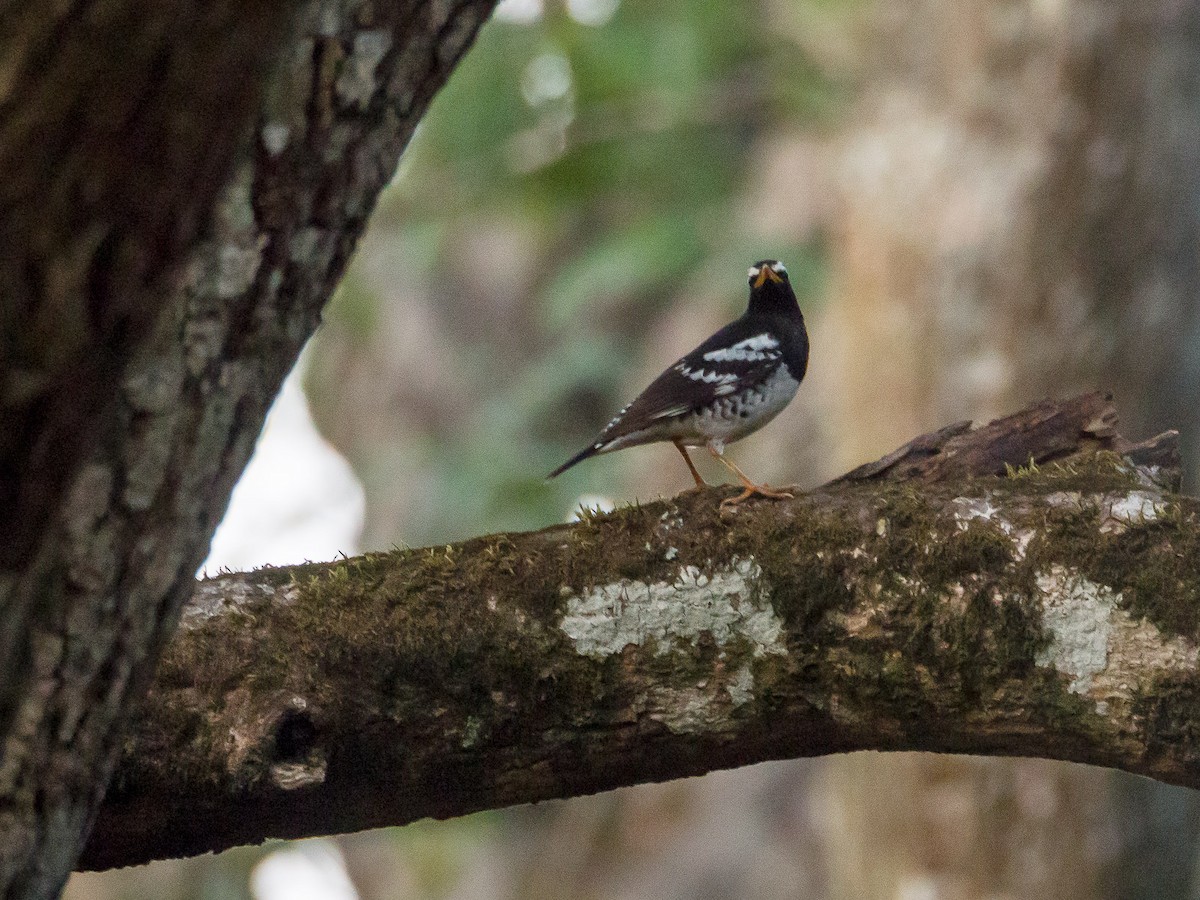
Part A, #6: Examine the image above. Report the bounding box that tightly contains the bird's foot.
[719,483,794,510]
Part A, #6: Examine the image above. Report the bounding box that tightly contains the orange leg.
[708,446,793,509]
[674,440,707,487]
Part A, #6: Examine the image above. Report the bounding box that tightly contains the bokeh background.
[67,0,1200,897]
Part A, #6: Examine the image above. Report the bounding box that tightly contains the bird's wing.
[592,330,784,449]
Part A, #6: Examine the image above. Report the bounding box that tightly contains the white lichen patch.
[656,510,685,537]
[1011,528,1035,560]
[1133,464,1170,490]
[335,29,392,108]
[1043,491,1083,511]
[648,685,722,734]
[951,495,1002,527]
[123,354,185,415]
[559,557,785,659]
[184,575,298,626]
[951,494,1039,560]
[726,664,756,706]
[270,759,327,790]
[1035,566,1115,694]
[1040,487,1168,536]
[1100,491,1165,534]
[1035,565,1197,708]
[953,494,1009,534]
[289,226,335,270]
[261,122,292,156]
[461,715,483,749]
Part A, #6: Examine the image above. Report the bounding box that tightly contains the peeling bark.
[0,3,497,897]
[81,393,1200,870]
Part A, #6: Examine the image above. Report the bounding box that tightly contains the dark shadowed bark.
[0,3,496,897]
[79,394,1200,870]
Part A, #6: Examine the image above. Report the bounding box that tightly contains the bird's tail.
[547,443,600,479]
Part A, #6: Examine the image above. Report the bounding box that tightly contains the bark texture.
[0,3,496,897]
[0,0,287,569]
[80,394,1200,870]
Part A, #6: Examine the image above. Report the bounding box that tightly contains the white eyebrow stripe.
[747,266,760,279]
[771,261,787,273]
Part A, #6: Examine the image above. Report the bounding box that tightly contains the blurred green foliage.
[310,0,840,547]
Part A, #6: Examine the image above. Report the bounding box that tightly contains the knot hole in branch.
[273,708,318,762]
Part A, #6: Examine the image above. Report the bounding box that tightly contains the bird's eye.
[747,266,760,280]
[771,262,787,276]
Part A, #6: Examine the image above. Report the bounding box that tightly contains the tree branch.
[81,392,1200,870]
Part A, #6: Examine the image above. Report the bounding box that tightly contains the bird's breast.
[687,364,800,444]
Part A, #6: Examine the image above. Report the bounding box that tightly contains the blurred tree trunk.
[0,3,495,898]
[826,1,1200,898]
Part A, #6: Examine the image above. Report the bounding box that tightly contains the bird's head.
[746,260,799,315]
[748,259,788,289]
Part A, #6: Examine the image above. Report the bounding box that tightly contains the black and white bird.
[549,259,809,508]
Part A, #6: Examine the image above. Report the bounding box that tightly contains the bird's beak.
[754,266,782,288]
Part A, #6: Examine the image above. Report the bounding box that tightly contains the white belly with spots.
[683,365,800,450]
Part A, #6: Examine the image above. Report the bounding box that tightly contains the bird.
[549,259,809,509]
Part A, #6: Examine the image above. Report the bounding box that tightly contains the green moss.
[1011,464,1200,643]
[707,475,1064,732]
[871,486,1044,692]
[1086,512,1200,641]
[875,487,1015,584]
[790,478,1078,732]
[257,512,683,745]
[963,446,1200,642]
[251,562,304,588]
[997,449,1150,498]
[1004,457,1041,479]
[141,449,1189,795]
[737,500,860,635]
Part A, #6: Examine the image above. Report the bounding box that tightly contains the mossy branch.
[83,393,1200,870]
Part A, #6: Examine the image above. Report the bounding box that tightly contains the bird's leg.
[708,445,793,508]
[674,440,708,488]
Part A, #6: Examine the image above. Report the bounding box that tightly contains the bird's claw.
[719,483,794,511]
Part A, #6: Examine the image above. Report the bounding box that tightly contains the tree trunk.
[76,394,1200,871]
[0,3,496,897]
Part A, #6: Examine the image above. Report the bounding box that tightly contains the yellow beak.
[754,266,782,288]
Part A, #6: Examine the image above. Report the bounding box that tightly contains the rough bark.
[79,393,1200,870]
[0,0,288,570]
[0,3,496,898]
